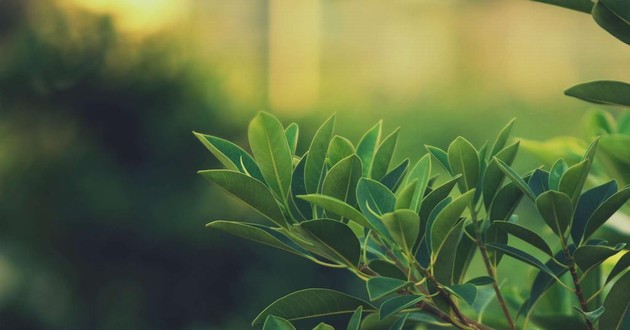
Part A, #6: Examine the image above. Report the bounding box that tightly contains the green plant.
[195,112,629,329]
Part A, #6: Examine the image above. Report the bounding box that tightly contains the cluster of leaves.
[195,112,630,329]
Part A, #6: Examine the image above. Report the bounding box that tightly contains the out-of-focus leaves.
[600,135,630,164]
[305,115,336,194]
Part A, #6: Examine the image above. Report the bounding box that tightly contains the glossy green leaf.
[483,141,520,210]
[372,129,399,180]
[327,135,355,168]
[600,271,630,330]
[528,169,550,197]
[322,154,362,207]
[206,221,301,256]
[298,194,372,230]
[572,180,618,244]
[494,158,536,202]
[380,159,410,192]
[445,284,477,306]
[357,178,396,240]
[405,155,431,212]
[467,276,495,286]
[291,154,312,220]
[559,159,591,207]
[433,221,465,285]
[368,260,406,280]
[199,170,287,227]
[194,132,266,183]
[574,306,605,324]
[593,2,630,46]
[488,221,553,256]
[430,189,474,255]
[448,136,480,193]
[312,323,334,330]
[606,251,630,284]
[381,209,420,253]
[346,306,363,330]
[305,115,336,194]
[300,219,361,267]
[366,277,410,301]
[395,181,416,210]
[416,175,460,252]
[549,159,568,190]
[574,243,626,272]
[379,295,424,320]
[536,190,573,238]
[532,0,593,13]
[285,123,299,156]
[356,121,382,177]
[389,314,409,330]
[486,242,557,279]
[426,145,451,174]
[252,288,375,326]
[249,112,293,201]
[490,118,516,158]
[583,185,630,242]
[263,315,296,330]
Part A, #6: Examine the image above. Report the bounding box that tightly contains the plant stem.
[565,251,594,330]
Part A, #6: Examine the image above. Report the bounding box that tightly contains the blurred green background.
[0,0,628,329]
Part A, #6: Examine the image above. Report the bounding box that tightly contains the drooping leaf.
[300,219,361,267]
[549,159,568,191]
[574,306,606,324]
[494,158,537,202]
[194,132,265,183]
[593,2,630,46]
[490,119,516,158]
[312,322,334,330]
[305,115,336,194]
[536,190,573,238]
[405,154,432,212]
[528,169,550,197]
[366,277,410,301]
[430,190,474,255]
[252,288,375,326]
[483,141,520,210]
[368,260,406,281]
[263,315,296,330]
[467,276,495,286]
[573,242,626,272]
[425,145,451,174]
[381,209,420,253]
[600,271,630,330]
[322,154,362,207]
[372,129,400,180]
[532,0,593,13]
[346,306,363,330]
[488,221,553,256]
[572,180,618,244]
[248,112,293,201]
[448,137,480,193]
[199,170,287,227]
[298,194,372,230]
[607,251,630,284]
[583,185,630,242]
[356,121,382,177]
[433,221,465,285]
[357,178,396,240]
[379,295,424,320]
[291,153,313,220]
[389,314,409,330]
[285,123,299,156]
[327,135,355,168]
[486,242,558,279]
[445,284,477,306]
[206,221,302,256]
[559,159,591,207]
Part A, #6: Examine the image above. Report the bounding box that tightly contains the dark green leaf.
[483,141,520,210]
[488,221,553,256]
[574,242,626,272]
[600,134,630,165]
[532,0,593,13]
[453,224,477,283]
[607,251,630,284]
[405,154,431,212]
[380,159,410,192]
[366,277,410,301]
[263,315,296,330]
[252,288,375,326]
[559,159,591,207]
[572,180,617,244]
[372,129,400,180]
[593,2,630,46]
[300,219,361,267]
[249,112,293,201]
[583,185,630,242]
[322,154,362,207]
[536,191,573,238]
[206,221,301,256]
[357,178,396,240]
[381,209,420,253]
[489,181,525,221]
[298,194,372,230]
[285,123,299,156]
[486,242,558,279]
[199,170,287,227]
[327,135,355,168]
[291,154,312,220]
[467,276,495,286]
[425,145,451,174]
[379,295,424,320]
[430,190,474,255]
[368,260,406,280]
[494,158,537,202]
[357,121,382,177]
[600,271,630,330]
[305,115,336,194]
[528,169,550,197]
[549,159,568,190]
[490,118,516,158]
[445,284,477,306]
[433,221,465,285]
[346,306,363,330]
[417,176,460,252]
[448,137,480,193]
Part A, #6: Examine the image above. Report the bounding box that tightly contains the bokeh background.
[0,0,628,329]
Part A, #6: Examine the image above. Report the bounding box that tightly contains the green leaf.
[381,209,420,253]
[263,315,296,330]
[490,118,516,158]
[368,260,406,280]
[433,221,465,285]
[300,219,361,267]
[372,129,400,180]
[249,112,293,201]
[327,135,355,168]
[483,141,520,210]
[583,110,615,138]
[602,0,630,26]
[405,154,431,212]
[285,123,299,156]
[601,135,630,166]
[573,242,626,272]
[489,181,525,221]
[322,155,362,207]
[536,191,573,238]
[606,250,630,284]
[356,121,382,177]
[559,159,591,207]
[305,115,336,194]
[291,154,312,220]
[532,0,593,13]
[448,137,480,193]
[574,306,605,324]
[494,157,537,202]
[357,178,396,240]
[549,159,568,191]
[583,185,630,242]
[252,288,375,326]
[312,323,334,330]
[379,295,424,320]
[486,242,558,279]
[389,314,409,330]
[194,132,266,183]
[394,181,416,210]
[488,221,553,256]
[298,194,372,230]
[467,276,495,286]
[199,170,287,227]
[593,2,630,46]
[572,180,618,244]
[416,175,460,252]
[445,284,477,306]
[430,189,474,255]
[426,145,452,174]
[366,277,410,301]
[346,306,363,330]
[529,169,550,197]
[380,159,410,192]
[453,224,477,283]
[600,271,630,330]
[206,221,301,256]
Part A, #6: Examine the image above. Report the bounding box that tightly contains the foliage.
[196,112,629,329]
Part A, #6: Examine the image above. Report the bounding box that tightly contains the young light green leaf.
[488,221,553,256]
[445,284,477,306]
[327,135,355,168]
[252,288,375,326]
[600,271,630,330]
[549,159,568,191]
[305,115,336,194]
[371,128,400,180]
[207,221,302,256]
[285,123,299,156]
[357,178,396,240]
[263,315,296,330]
[381,209,420,253]
[366,277,410,301]
[483,141,520,210]
[559,159,591,207]
[583,185,630,242]
[430,189,474,255]
[606,251,630,284]
[199,170,287,227]
[593,2,630,46]
[531,0,593,13]
[574,306,605,324]
[312,322,334,330]
[448,137,480,193]
[490,118,516,158]
[426,145,452,174]
[379,295,424,320]
[405,154,431,212]
[380,159,410,192]
[300,219,361,267]
[536,190,573,238]
[249,112,293,200]
[346,306,363,330]
[298,194,372,230]
[486,242,558,279]
[494,157,536,202]
[573,243,626,272]
[322,154,362,207]
[194,132,266,183]
[356,121,382,177]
